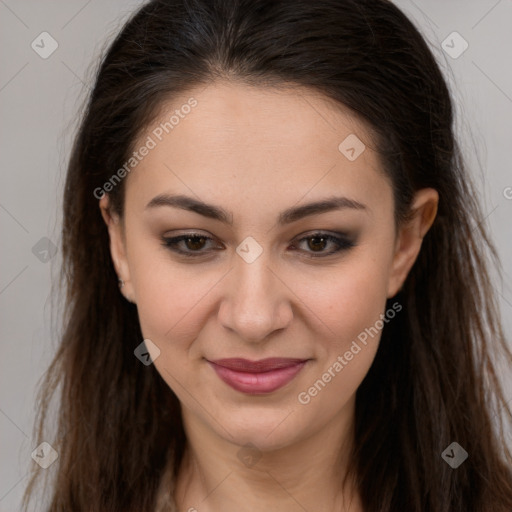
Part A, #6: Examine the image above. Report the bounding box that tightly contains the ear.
[99,194,135,303]
[386,188,439,298]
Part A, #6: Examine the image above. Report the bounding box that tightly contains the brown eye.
[294,232,356,257]
[183,236,208,251]
[162,234,218,257]
[307,235,328,252]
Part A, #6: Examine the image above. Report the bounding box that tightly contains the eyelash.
[161,232,355,259]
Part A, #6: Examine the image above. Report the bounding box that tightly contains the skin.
[99,81,438,512]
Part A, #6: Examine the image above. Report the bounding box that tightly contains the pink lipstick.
[207,358,308,394]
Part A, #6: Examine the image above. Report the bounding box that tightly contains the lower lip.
[208,361,308,394]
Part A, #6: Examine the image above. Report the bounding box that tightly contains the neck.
[173,396,362,512]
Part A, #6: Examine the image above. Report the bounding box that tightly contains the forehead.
[125,81,391,220]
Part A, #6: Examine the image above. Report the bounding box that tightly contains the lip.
[207,358,309,394]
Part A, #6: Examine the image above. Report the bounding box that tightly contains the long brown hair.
[22,0,512,510]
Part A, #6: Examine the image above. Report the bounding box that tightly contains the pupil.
[187,236,205,250]
[309,236,326,251]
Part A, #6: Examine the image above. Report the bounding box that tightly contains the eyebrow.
[145,193,367,226]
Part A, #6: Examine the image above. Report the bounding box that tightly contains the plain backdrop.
[1,1,511,510]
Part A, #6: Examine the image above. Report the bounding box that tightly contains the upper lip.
[208,357,309,373]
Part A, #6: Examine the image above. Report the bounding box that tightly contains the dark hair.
[23,0,512,510]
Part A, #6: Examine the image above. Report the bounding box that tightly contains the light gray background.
[1,1,511,510]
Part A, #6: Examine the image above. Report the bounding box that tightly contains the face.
[100,81,437,452]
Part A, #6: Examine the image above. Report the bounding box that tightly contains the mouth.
[206,358,310,394]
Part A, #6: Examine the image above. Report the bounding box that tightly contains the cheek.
[136,274,210,345]
[132,256,213,393]
[292,252,391,348]
[128,242,209,344]
[293,259,391,415]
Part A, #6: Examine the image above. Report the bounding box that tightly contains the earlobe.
[98,194,135,303]
[386,188,439,298]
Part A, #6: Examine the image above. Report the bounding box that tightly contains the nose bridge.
[219,245,291,342]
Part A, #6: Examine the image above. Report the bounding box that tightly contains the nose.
[218,250,293,343]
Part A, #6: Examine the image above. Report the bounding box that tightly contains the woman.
[23,0,512,510]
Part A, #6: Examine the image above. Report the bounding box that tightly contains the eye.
[161,231,356,259]
[291,232,356,258]
[161,233,219,257]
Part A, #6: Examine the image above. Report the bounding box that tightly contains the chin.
[214,407,306,452]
